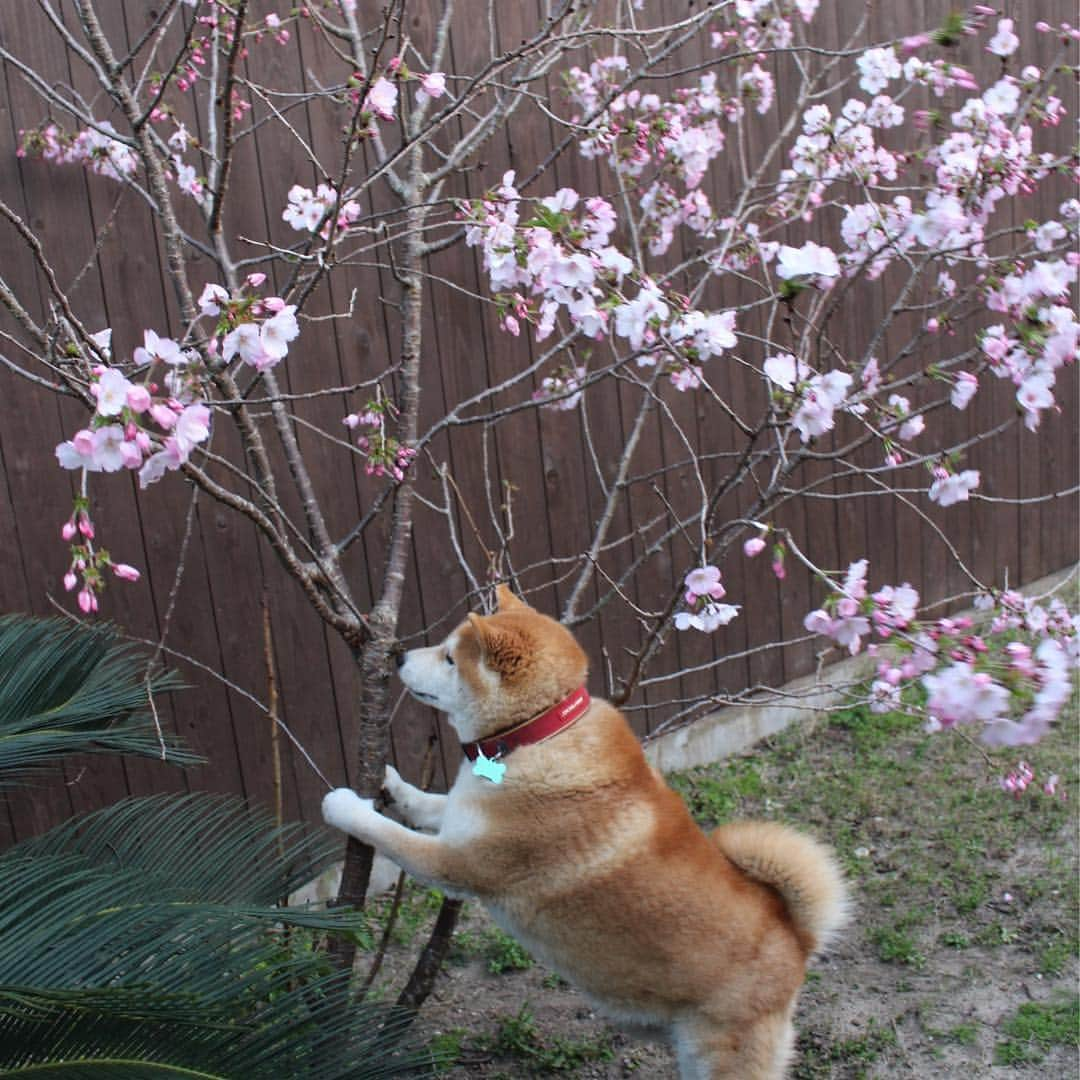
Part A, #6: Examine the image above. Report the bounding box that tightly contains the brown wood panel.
[0,1,1076,839]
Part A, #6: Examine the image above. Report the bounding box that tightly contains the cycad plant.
[0,615,435,1078]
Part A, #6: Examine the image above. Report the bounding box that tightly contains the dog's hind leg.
[673,1007,795,1080]
[384,765,447,830]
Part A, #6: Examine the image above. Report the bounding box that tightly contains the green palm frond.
[0,795,436,1077]
[0,982,438,1078]
[0,614,198,780]
[0,794,358,996]
[21,792,334,905]
[0,617,437,1076]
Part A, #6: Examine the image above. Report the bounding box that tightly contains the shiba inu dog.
[323,585,848,1079]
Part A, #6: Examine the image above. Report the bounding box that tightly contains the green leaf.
[0,615,198,782]
[0,617,433,1077]
[0,795,431,1077]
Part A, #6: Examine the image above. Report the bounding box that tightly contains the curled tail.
[713,821,850,954]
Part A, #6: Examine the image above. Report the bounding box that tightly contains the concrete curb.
[643,564,1078,775]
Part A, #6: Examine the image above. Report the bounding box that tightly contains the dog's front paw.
[322,788,377,838]
[383,764,405,802]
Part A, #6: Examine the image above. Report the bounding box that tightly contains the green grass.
[994,996,1079,1064]
[483,928,534,974]
[359,883,447,951]
[430,1028,468,1073]
[794,1019,897,1078]
[671,685,1078,1077]
[449,926,534,973]
[480,1004,614,1074]
[1039,932,1078,977]
[670,689,1078,985]
[667,758,764,824]
[870,926,926,969]
[945,1022,979,1046]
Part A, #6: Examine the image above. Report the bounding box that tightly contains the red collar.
[462,685,591,762]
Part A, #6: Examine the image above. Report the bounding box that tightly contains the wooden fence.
[0,1,1076,847]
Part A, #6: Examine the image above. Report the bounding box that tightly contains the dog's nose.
[394,649,406,669]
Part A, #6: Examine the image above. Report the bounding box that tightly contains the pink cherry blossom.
[222,323,266,367]
[199,282,229,317]
[685,565,725,601]
[743,536,767,558]
[55,437,97,472]
[90,425,132,472]
[856,46,901,95]
[776,241,841,285]
[928,469,980,507]
[613,285,669,349]
[987,18,1019,57]
[89,328,112,357]
[260,305,299,360]
[95,368,132,417]
[416,71,446,102]
[1017,370,1056,430]
[134,329,183,366]
[951,372,978,409]
[924,663,1010,729]
[763,354,811,391]
[126,384,152,413]
[138,440,184,489]
[174,403,211,457]
[365,77,398,122]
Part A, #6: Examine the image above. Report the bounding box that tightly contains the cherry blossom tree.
[1,0,1077,998]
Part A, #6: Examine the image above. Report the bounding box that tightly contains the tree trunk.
[330,189,429,979]
[396,897,463,1014]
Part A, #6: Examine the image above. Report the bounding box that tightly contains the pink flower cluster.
[346,60,445,128]
[199,276,299,372]
[18,122,136,182]
[763,353,853,443]
[19,117,209,211]
[718,0,820,54]
[981,246,1079,433]
[464,15,1076,498]
[533,365,587,411]
[60,501,140,613]
[282,183,361,238]
[803,558,1078,747]
[50,273,305,605]
[674,565,740,633]
[55,337,211,490]
[53,323,215,605]
[804,559,873,655]
[342,399,416,481]
[462,172,738,395]
[1000,761,1063,799]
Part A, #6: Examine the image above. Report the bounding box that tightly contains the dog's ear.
[494,583,527,613]
[467,613,530,679]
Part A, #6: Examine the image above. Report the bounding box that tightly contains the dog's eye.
[445,652,455,666]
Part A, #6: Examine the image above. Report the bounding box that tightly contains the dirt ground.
[361,700,1078,1078]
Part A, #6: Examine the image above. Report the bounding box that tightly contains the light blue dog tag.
[472,749,506,784]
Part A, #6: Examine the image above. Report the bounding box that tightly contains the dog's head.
[397,585,588,743]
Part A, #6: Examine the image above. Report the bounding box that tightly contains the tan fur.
[323,587,850,1080]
